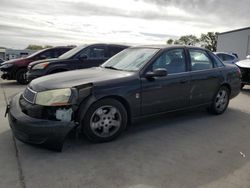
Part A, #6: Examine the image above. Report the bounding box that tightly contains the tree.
[167,39,174,45]
[25,44,55,50]
[26,45,44,50]
[200,32,218,52]
[166,32,218,51]
[176,35,200,45]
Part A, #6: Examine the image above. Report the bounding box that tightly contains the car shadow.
[6,107,250,188]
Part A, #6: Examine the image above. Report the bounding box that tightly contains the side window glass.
[36,50,52,60]
[88,47,105,59]
[210,52,225,68]
[151,49,186,74]
[189,49,213,71]
[216,54,223,61]
[224,54,234,61]
[109,47,124,57]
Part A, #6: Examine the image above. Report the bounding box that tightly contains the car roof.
[131,45,208,51]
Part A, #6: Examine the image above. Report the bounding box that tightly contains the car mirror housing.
[145,68,167,78]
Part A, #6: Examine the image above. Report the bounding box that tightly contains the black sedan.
[26,43,128,82]
[7,45,241,151]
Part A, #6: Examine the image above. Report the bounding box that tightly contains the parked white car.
[235,55,250,89]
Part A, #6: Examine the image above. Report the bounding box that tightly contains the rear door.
[140,48,191,115]
[188,48,222,106]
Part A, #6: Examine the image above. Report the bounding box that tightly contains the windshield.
[26,49,47,58]
[101,48,159,72]
[59,45,87,59]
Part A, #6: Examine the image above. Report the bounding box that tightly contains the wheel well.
[15,68,27,79]
[100,96,132,124]
[221,83,231,94]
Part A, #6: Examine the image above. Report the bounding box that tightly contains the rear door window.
[78,46,106,60]
[189,49,214,71]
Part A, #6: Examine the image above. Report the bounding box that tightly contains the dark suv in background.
[26,44,129,82]
[0,46,72,84]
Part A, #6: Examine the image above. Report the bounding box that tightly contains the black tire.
[81,98,127,143]
[16,69,28,84]
[208,86,230,115]
[241,83,245,90]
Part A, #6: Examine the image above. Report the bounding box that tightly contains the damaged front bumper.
[7,93,76,150]
[239,67,250,84]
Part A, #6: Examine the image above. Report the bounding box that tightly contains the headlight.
[32,62,50,70]
[35,88,72,106]
[0,63,13,69]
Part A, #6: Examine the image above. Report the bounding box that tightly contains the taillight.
[236,66,242,77]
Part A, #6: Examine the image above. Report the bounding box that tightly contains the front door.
[140,48,191,115]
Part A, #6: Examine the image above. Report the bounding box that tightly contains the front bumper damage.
[7,93,77,151]
[239,67,250,84]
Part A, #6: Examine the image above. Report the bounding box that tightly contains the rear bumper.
[8,93,76,150]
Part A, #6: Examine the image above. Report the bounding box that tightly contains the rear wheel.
[16,69,28,84]
[208,86,230,115]
[81,98,127,143]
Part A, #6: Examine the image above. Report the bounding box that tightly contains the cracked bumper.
[7,93,76,148]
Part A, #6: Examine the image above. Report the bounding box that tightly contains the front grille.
[23,87,37,104]
[239,67,250,82]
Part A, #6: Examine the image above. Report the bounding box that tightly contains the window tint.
[223,54,234,61]
[210,53,224,68]
[54,48,70,57]
[109,46,125,57]
[150,49,186,74]
[38,50,53,59]
[216,54,223,61]
[78,46,106,59]
[189,49,213,71]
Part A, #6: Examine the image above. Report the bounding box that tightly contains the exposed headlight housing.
[35,88,72,106]
[32,62,50,70]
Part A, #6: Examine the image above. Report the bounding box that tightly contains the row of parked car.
[0,44,249,88]
[2,43,247,151]
[0,44,128,84]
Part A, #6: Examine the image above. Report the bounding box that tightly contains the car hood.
[29,58,65,67]
[1,58,25,65]
[29,67,134,92]
[236,59,250,68]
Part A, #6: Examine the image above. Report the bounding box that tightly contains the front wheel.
[81,98,127,143]
[16,69,28,84]
[208,86,230,115]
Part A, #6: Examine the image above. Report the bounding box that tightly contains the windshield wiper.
[103,66,120,70]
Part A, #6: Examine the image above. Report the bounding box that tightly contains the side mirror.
[79,54,88,60]
[246,55,250,59]
[145,68,167,78]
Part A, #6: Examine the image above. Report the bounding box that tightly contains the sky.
[0,0,249,49]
